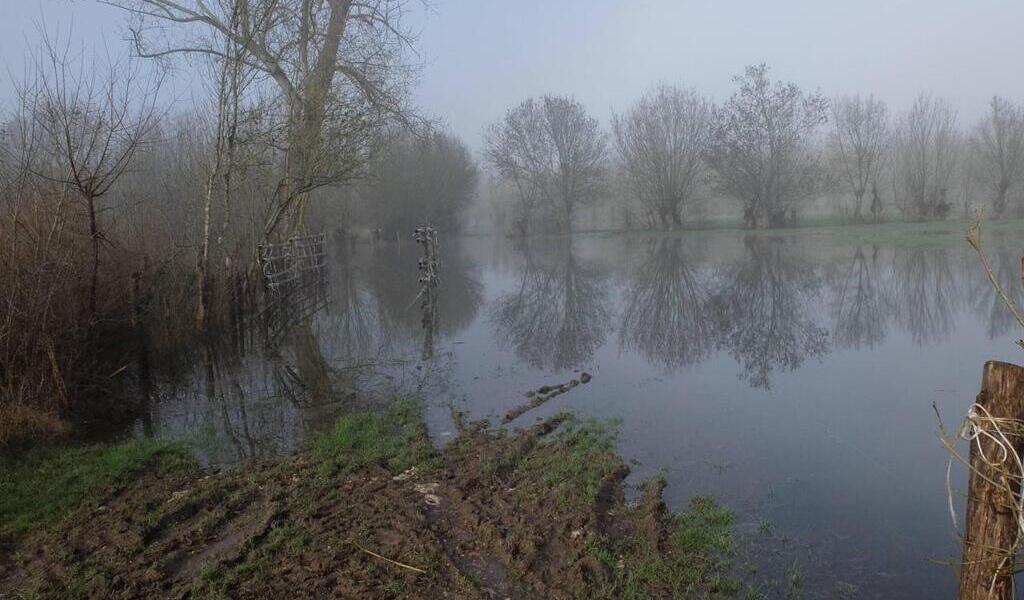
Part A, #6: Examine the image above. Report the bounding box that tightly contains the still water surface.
[133,228,1024,598]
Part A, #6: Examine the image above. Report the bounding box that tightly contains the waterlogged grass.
[313,398,438,477]
[780,217,1024,248]
[0,439,189,535]
[515,415,623,510]
[612,216,1024,247]
[588,493,737,600]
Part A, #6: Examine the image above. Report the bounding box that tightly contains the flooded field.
[127,224,1024,599]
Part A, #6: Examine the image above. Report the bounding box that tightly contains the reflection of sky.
[137,231,1023,599]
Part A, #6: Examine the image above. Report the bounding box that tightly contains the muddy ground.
[0,404,736,599]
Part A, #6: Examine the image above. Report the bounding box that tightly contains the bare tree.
[543,95,606,231]
[485,94,605,234]
[829,94,890,222]
[23,32,162,316]
[483,98,551,237]
[893,93,959,220]
[195,4,254,332]
[972,96,1024,219]
[707,64,828,229]
[612,84,712,229]
[111,0,420,239]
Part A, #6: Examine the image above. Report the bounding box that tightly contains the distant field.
[570,218,1024,249]
[778,218,1024,248]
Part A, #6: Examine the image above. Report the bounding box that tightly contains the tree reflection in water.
[710,236,829,389]
[890,246,962,345]
[362,241,484,350]
[490,239,611,370]
[619,237,715,369]
[970,248,1024,339]
[827,245,892,350]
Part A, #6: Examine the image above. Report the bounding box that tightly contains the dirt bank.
[1,403,735,599]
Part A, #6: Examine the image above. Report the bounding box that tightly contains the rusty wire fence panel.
[258,233,327,291]
[257,233,329,345]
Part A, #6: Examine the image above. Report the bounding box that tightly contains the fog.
[7,0,1024,149]
[4,2,1024,598]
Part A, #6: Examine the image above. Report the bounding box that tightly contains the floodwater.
[130,226,1024,599]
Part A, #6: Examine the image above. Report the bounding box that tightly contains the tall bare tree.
[707,64,828,229]
[972,96,1024,219]
[195,3,254,332]
[612,84,713,229]
[23,32,162,316]
[544,95,606,231]
[112,0,419,239]
[829,94,890,222]
[485,94,605,234]
[483,98,553,237]
[893,93,959,220]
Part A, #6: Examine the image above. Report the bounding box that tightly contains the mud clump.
[2,408,735,599]
[504,374,593,424]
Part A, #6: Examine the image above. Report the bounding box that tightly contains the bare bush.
[21,31,162,315]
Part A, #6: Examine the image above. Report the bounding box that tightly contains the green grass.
[759,217,1024,248]
[0,438,189,535]
[313,399,438,477]
[515,416,623,510]
[584,216,1024,250]
[587,494,737,599]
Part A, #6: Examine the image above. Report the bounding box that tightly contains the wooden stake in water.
[414,226,439,359]
[959,360,1024,600]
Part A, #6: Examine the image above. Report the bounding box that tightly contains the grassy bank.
[1,439,189,537]
[1,402,740,599]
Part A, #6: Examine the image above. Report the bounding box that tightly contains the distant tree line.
[484,64,1024,234]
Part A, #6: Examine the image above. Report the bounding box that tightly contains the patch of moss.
[0,439,190,535]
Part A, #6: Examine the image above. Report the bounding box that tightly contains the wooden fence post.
[960,360,1024,600]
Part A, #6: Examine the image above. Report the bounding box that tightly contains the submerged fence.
[257,233,329,345]
[258,233,327,291]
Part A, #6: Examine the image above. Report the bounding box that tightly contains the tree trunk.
[994,184,1009,220]
[853,190,864,222]
[86,194,99,317]
[959,360,1024,600]
[195,181,213,333]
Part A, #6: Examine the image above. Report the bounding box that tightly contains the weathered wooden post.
[960,360,1024,600]
[413,226,439,360]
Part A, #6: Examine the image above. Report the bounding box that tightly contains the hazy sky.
[4,0,1024,150]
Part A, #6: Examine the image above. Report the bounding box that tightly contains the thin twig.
[353,541,427,574]
[967,215,1024,333]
